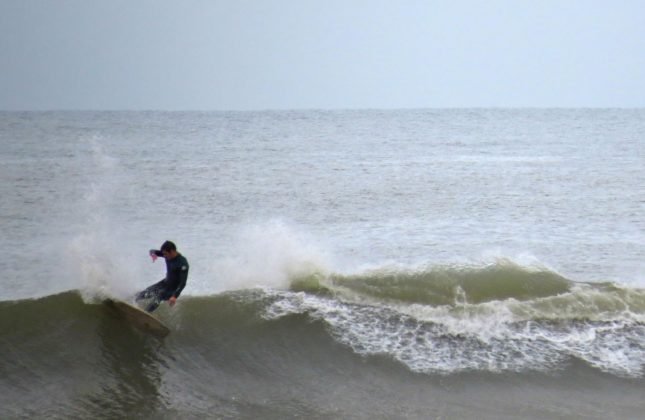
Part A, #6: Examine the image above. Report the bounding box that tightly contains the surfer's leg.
[135,280,165,301]
[144,289,173,312]
[145,299,161,313]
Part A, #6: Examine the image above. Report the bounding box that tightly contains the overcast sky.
[1,0,643,110]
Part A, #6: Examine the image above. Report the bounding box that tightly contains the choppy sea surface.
[1,109,643,419]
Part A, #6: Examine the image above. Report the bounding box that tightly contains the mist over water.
[1,110,644,418]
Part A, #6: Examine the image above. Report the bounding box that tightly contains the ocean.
[1,109,643,419]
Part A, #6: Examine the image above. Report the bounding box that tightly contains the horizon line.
[1,106,644,113]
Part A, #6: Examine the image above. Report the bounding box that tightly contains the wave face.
[3,263,644,377]
[2,264,645,418]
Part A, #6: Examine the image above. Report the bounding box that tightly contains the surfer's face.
[162,249,177,259]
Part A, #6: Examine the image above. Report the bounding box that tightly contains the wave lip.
[319,260,573,306]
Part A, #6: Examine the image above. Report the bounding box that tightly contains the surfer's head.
[160,241,177,258]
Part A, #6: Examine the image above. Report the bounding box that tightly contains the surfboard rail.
[104,298,170,337]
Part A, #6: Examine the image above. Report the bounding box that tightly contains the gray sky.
[1,0,643,110]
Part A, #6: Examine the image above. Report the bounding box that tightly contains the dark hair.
[160,241,176,252]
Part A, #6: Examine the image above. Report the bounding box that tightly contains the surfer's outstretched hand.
[169,296,177,307]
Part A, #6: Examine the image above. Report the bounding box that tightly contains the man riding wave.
[135,240,189,312]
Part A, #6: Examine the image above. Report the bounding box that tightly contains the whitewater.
[1,109,643,419]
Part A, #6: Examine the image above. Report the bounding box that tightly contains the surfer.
[135,240,189,312]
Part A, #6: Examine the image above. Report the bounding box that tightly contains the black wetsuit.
[136,251,189,312]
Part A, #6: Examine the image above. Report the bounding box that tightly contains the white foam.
[260,289,645,377]
[63,137,146,302]
[205,220,331,293]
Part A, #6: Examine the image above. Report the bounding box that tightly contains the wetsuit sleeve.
[172,266,188,298]
[150,249,163,257]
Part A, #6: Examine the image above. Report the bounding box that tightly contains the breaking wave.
[3,261,644,379]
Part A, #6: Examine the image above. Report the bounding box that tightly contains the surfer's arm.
[172,270,188,299]
[149,249,163,262]
[170,262,188,300]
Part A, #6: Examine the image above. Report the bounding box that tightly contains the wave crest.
[292,260,572,305]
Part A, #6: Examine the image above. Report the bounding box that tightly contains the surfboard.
[104,298,170,337]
